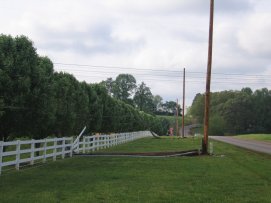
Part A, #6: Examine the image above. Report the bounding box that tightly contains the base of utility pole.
[201,138,208,155]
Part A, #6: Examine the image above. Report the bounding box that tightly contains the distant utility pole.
[203,0,215,154]
[182,68,185,138]
[176,99,179,137]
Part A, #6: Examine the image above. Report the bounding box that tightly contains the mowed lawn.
[234,134,271,142]
[0,137,271,203]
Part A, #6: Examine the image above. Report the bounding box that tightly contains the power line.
[54,62,181,73]
[63,73,271,85]
[54,62,271,77]
[55,68,270,81]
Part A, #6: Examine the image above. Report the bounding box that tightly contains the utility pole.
[182,68,185,138]
[203,0,214,154]
[176,99,179,137]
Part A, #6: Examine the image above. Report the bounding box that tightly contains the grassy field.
[234,134,271,142]
[0,137,271,203]
[100,136,201,153]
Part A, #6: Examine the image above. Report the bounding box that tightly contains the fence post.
[53,139,57,161]
[43,139,47,163]
[83,137,86,154]
[97,136,100,151]
[70,138,73,157]
[92,137,95,152]
[0,141,3,175]
[30,140,35,165]
[15,140,20,171]
[62,139,65,159]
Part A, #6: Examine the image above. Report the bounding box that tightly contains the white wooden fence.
[0,131,152,175]
[0,137,73,175]
[73,131,152,153]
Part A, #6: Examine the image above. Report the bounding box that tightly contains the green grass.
[1,137,271,203]
[234,134,271,142]
[100,136,201,153]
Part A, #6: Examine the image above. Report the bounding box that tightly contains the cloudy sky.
[1,0,271,107]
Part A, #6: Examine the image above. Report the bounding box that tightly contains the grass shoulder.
[234,134,271,142]
[1,137,271,203]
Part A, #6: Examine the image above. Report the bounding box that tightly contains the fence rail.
[73,131,152,153]
[0,137,73,175]
[0,131,152,175]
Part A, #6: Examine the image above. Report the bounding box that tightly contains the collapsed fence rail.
[0,131,153,175]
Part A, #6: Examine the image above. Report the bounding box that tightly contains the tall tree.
[53,72,79,136]
[0,35,38,140]
[162,101,181,116]
[134,82,154,113]
[100,77,114,96]
[153,95,163,112]
[25,56,56,139]
[112,74,136,104]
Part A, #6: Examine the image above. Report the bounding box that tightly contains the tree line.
[189,87,271,135]
[0,34,169,141]
[101,76,182,116]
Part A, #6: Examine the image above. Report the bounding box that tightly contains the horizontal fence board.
[19,157,32,164]
[20,140,33,145]
[2,160,16,167]
[3,141,18,146]
[2,151,17,156]
[19,149,32,154]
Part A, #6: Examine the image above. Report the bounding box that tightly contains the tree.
[100,77,114,96]
[189,93,205,122]
[112,74,136,103]
[153,95,163,112]
[222,93,254,134]
[252,88,271,132]
[0,35,38,140]
[0,99,4,118]
[133,82,154,113]
[53,72,79,136]
[161,101,181,116]
[24,56,56,139]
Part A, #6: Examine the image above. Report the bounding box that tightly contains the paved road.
[210,136,271,155]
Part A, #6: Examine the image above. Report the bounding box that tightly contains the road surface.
[210,136,271,155]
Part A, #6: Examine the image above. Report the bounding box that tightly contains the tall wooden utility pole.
[203,0,214,154]
[176,99,179,137]
[182,68,185,138]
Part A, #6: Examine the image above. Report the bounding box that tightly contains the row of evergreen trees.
[0,35,169,141]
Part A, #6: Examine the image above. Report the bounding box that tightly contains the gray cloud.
[215,0,253,13]
[1,0,270,105]
[37,24,145,55]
